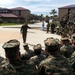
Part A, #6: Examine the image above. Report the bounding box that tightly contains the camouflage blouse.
[0,59,38,75]
[39,55,75,75]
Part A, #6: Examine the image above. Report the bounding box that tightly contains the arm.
[27,25,32,29]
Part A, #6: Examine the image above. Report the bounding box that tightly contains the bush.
[0,18,3,25]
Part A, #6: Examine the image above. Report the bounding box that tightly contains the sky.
[0,0,75,16]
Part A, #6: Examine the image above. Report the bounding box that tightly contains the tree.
[50,9,57,21]
[50,9,57,16]
[0,18,3,26]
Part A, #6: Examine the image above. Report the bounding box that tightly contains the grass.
[0,23,23,26]
[0,22,35,26]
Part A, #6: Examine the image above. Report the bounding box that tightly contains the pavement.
[0,22,61,58]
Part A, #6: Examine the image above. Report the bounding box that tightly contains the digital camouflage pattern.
[60,45,74,58]
[0,59,38,75]
[30,55,46,65]
[2,39,20,49]
[39,55,75,75]
[0,56,4,63]
[21,49,34,60]
[70,51,75,65]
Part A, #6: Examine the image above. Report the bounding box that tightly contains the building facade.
[0,7,31,23]
[11,7,31,20]
[58,5,75,21]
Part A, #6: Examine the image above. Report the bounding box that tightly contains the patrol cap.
[33,45,41,50]
[33,44,41,55]
[2,39,20,55]
[44,38,59,52]
[37,44,42,49]
[55,38,60,44]
[44,37,54,45]
[44,38,58,47]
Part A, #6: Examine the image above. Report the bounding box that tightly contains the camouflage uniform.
[60,38,74,58]
[30,55,46,65]
[0,39,38,75]
[21,43,34,60]
[70,51,75,72]
[0,56,4,71]
[46,24,50,33]
[71,34,75,51]
[39,55,74,75]
[60,45,74,58]
[51,22,56,33]
[39,38,75,75]
[0,56,4,63]
[30,44,46,65]
[0,59,38,75]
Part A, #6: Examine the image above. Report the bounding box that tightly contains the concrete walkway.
[0,22,61,58]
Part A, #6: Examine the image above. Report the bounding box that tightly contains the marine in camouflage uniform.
[60,38,74,58]
[0,39,38,75]
[45,16,50,33]
[21,43,34,60]
[30,44,46,66]
[39,38,75,75]
[51,22,56,34]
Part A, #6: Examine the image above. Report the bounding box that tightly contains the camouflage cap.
[37,44,42,49]
[2,39,20,49]
[33,44,41,55]
[33,44,42,50]
[2,39,20,55]
[44,38,59,52]
[44,38,58,47]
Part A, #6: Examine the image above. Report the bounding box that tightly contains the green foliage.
[50,9,57,16]
[0,18,3,25]
[0,23,22,26]
[46,15,49,18]
[50,9,57,21]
